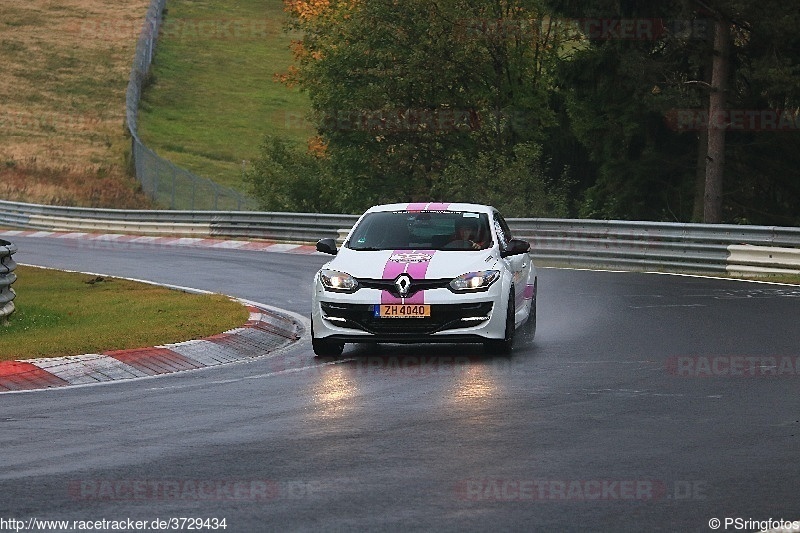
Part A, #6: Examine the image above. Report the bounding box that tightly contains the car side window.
[493,213,512,250]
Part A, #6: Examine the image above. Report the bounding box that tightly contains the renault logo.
[394,274,413,297]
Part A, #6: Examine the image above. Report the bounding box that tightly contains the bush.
[432,142,572,218]
[244,135,337,213]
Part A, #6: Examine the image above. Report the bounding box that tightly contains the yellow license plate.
[378,304,430,318]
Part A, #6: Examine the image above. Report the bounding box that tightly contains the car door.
[493,211,531,322]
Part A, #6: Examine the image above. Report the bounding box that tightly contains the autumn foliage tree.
[248,0,574,216]
[247,0,800,224]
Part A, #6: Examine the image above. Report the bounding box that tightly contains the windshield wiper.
[349,246,384,251]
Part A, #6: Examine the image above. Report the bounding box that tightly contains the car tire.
[311,319,344,357]
[484,288,516,355]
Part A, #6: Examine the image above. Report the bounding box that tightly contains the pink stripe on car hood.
[380,250,437,304]
[376,203,450,304]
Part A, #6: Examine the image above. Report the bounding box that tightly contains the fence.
[2,200,800,276]
[125,0,257,210]
[0,240,17,325]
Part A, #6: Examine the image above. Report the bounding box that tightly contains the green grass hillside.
[137,0,314,192]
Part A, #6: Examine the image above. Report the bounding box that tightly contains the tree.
[545,0,800,224]
[272,0,575,216]
[703,14,730,223]
[260,0,800,222]
[243,135,338,213]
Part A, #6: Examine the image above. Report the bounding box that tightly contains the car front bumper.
[311,284,510,343]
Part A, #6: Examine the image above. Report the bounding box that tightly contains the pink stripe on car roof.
[405,202,451,211]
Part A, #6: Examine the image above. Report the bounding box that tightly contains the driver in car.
[450,218,484,250]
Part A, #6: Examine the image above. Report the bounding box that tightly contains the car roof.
[364,202,496,214]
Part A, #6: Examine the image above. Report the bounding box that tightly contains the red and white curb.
[0,303,304,393]
[0,230,319,255]
[0,229,315,392]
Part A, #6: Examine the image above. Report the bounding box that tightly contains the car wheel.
[311,319,344,357]
[484,288,516,355]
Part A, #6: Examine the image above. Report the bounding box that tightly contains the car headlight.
[319,269,359,293]
[449,270,500,292]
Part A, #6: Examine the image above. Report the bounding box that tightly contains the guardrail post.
[0,240,18,326]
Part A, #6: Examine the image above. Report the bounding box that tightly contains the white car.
[311,202,537,356]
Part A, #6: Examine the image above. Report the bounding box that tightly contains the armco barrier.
[1,200,800,275]
[0,240,17,325]
[0,200,357,243]
[508,218,800,274]
[726,245,800,276]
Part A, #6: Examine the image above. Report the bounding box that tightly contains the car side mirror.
[500,238,530,258]
[316,238,338,255]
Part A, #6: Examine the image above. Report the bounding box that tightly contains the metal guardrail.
[0,200,356,243]
[126,0,257,210]
[2,199,800,275]
[508,219,800,274]
[0,240,17,326]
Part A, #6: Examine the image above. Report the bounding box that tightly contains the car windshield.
[346,211,492,251]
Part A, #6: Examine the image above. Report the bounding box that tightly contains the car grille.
[356,277,452,299]
[320,302,493,335]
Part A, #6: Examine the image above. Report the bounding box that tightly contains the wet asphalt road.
[1,236,798,532]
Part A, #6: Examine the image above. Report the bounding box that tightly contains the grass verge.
[0,0,153,207]
[728,273,800,285]
[0,266,250,361]
[138,0,313,192]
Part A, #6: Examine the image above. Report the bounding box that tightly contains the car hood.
[326,248,499,280]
